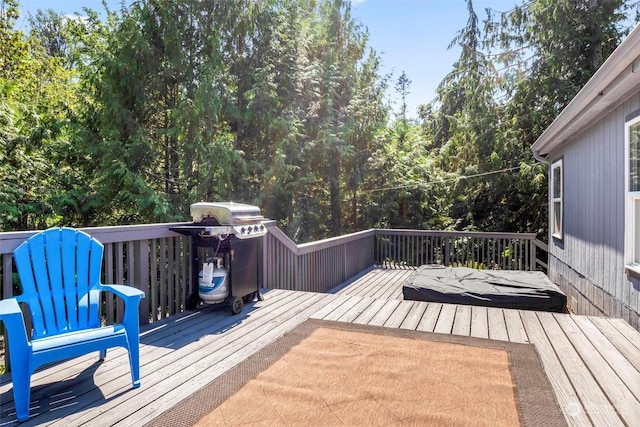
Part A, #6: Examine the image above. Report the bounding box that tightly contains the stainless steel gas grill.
[169,202,267,314]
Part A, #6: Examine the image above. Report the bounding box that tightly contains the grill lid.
[191,202,264,225]
[177,202,267,239]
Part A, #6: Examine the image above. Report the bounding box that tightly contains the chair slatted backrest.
[13,228,105,339]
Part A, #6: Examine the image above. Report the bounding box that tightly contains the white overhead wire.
[362,165,523,194]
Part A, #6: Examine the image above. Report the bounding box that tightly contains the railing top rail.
[373,229,539,239]
[0,222,188,254]
[296,229,375,255]
[265,221,376,255]
[263,221,298,253]
[533,239,549,252]
[2,222,544,256]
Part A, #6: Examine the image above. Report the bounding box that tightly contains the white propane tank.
[198,257,229,304]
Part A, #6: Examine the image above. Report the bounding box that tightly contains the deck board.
[470,305,489,339]
[320,295,365,321]
[384,300,415,328]
[553,314,640,424]
[433,303,456,334]
[536,312,623,426]
[399,301,427,330]
[451,304,472,336]
[487,307,509,341]
[519,310,593,427]
[588,316,640,371]
[350,298,389,325]
[417,302,442,332]
[335,297,376,323]
[503,309,529,343]
[1,268,640,427]
[572,316,640,400]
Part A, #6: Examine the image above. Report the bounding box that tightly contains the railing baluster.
[0,226,547,320]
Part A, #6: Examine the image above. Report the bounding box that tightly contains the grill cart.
[170,202,267,314]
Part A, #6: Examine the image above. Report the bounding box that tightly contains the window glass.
[551,159,562,238]
[554,202,562,235]
[635,199,640,263]
[626,118,640,268]
[631,123,640,192]
[553,165,562,198]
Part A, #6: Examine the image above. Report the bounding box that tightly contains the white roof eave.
[532,23,640,162]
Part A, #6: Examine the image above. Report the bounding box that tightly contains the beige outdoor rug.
[147,319,566,427]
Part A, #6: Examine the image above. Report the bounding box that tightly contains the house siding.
[548,90,640,331]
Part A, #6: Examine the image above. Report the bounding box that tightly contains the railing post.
[444,237,450,266]
[343,242,347,282]
[295,254,301,291]
[134,240,150,325]
[529,238,536,271]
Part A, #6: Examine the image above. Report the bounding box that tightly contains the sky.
[16,0,521,118]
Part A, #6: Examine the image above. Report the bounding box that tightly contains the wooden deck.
[1,268,640,426]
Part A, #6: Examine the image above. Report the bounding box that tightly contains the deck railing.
[264,226,548,293]
[0,224,193,328]
[373,229,547,271]
[0,222,547,368]
[263,222,376,293]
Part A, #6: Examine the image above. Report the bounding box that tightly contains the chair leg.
[99,349,107,360]
[11,367,32,422]
[127,343,141,388]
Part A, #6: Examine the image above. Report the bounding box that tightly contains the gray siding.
[548,90,640,329]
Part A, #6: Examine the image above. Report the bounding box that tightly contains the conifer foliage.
[1,0,638,243]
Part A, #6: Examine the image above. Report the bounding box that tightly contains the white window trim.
[625,116,640,275]
[551,159,563,241]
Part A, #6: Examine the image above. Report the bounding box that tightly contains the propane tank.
[198,257,229,304]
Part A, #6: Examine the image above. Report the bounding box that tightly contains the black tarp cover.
[402,265,567,312]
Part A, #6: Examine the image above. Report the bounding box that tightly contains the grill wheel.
[230,296,244,315]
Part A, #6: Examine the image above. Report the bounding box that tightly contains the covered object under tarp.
[402,265,567,312]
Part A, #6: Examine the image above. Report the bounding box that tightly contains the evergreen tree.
[0,1,76,230]
[395,70,411,144]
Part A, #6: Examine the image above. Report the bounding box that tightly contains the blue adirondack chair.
[0,227,145,421]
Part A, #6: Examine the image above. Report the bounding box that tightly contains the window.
[551,159,563,240]
[626,117,640,270]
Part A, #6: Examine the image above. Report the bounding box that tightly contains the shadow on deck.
[1,268,639,426]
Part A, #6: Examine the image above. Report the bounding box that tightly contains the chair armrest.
[0,297,23,317]
[0,298,30,352]
[99,284,144,342]
[101,284,145,301]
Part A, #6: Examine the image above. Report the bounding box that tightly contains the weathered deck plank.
[554,314,640,424]
[487,307,509,341]
[2,268,640,427]
[519,310,593,427]
[470,305,489,339]
[351,298,389,325]
[399,301,428,330]
[572,316,640,400]
[333,269,380,296]
[537,312,623,426]
[503,309,529,343]
[320,295,365,322]
[451,304,472,336]
[366,299,401,327]
[384,300,415,328]
[335,297,377,323]
[588,316,640,371]
[417,302,442,332]
[433,303,456,334]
